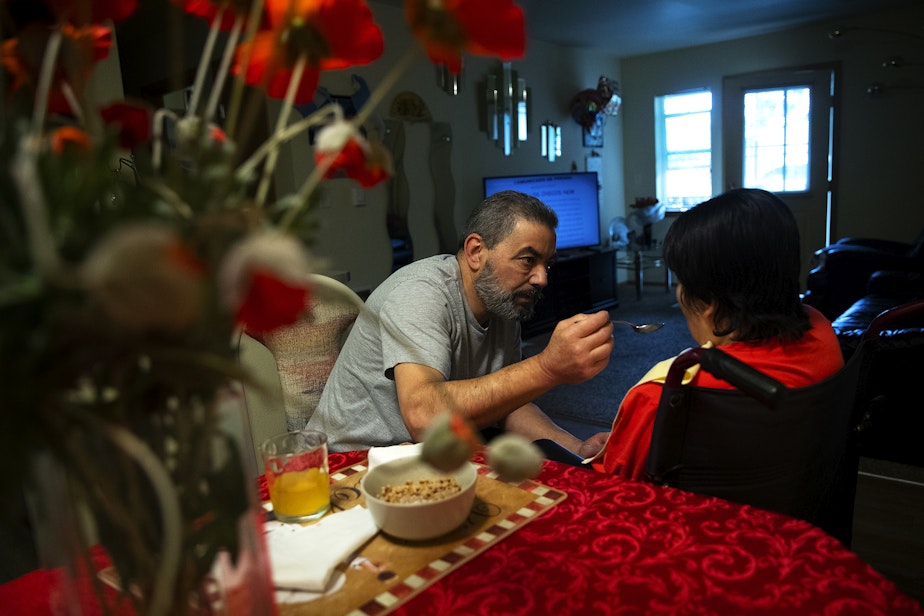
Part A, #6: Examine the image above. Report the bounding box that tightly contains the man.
[307,190,613,457]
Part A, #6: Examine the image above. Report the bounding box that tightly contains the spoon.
[612,320,665,334]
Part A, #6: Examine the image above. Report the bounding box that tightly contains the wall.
[620,4,924,250]
[272,2,625,291]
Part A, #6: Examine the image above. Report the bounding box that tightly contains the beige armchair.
[238,274,364,474]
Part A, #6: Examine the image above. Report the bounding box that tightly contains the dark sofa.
[803,230,924,468]
[803,229,924,322]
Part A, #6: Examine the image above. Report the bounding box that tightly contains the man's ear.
[462,233,487,271]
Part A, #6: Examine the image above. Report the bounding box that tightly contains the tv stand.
[522,248,619,338]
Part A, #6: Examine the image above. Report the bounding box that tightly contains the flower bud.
[420,412,482,473]
[486,434,544,483]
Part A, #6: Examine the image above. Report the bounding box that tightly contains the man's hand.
[577,431,610,459]
[536,310,614,385]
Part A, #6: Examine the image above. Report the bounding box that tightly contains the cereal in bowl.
[377,477,461,504]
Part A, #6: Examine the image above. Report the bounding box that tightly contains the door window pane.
[743,87,810,192]
[655,91,713,211]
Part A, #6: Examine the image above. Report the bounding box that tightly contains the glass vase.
[24,389,276,616]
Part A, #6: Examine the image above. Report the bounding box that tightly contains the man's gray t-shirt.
[307,254,522,451]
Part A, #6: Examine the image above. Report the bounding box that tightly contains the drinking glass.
[261,430,330,523]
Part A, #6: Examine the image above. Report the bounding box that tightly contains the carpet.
[522,284,695,429]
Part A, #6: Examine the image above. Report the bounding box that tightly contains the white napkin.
[367,443,423,470]
[266,506,378,592]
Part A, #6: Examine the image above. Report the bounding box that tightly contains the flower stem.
[102,424,182,616]
[225,0,266,142]
[234,105,339,182]
[278,45,420,231]
[31,28,63,136]
[255,53,307,209]
[11,139,69,285]
[205,16,244,123]
[352,45,418,130]
[186,7,224,118]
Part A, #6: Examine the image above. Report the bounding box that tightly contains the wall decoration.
[483,61,528,156]
[582,115,605,147]
[570,75,621,148]
[294,74,371,143]
[540,121,561,162]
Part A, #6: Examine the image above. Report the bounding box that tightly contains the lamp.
[484,62,528,156]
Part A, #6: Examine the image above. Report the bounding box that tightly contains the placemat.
[278,462,567,615]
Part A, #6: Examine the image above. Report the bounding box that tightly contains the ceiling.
[386,0,922,58]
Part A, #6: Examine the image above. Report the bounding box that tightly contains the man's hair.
[663,188,810,342]
[458,190,558,250]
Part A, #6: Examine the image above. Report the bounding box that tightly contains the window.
[655,90,712,211]
[743,87,810,192]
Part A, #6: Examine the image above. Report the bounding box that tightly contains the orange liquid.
[268,468,330,518]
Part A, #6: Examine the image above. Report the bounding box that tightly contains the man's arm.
[502,403,610,458]
[394,310,614,447]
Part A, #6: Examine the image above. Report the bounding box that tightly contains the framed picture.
[582,115,605,148]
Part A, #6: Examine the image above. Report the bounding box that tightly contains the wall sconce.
[540,122,561,162]
[436,62,462,96]
[828,25,924,42]
[828,27,924,96]
[484,62,528,156]
[866,82,924,96]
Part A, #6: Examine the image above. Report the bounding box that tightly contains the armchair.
[802,228,924,321]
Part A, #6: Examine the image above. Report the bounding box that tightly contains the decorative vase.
[24,390,276,616]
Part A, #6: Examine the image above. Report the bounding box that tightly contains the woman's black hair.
[662,188,810,342]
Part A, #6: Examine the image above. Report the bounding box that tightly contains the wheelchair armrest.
[666,347,786,408]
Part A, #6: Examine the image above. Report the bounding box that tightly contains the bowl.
[360,456,477,541]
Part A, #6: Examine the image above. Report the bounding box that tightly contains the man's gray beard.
[474,260,541,321]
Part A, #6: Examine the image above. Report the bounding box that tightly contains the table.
[615,247,672,300]
[2,450,921,616]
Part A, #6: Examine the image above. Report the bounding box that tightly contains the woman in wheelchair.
[586,188,844,479]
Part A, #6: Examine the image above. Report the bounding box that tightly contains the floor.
[852,460,924,604]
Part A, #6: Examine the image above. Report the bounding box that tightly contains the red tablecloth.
[3,450,922,615]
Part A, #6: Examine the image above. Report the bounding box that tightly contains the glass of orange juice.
[261,430,330,523]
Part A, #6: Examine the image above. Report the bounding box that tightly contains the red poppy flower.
[100,101,152,149]
[405,0,525,73]
[43,0,138,25]
[233,0,383,104]
[51,125,92,154]
[236,270,311,334]
[170,0,266,31]
[314,121,392,188]
[2,23,112,115]
[316,139,390,188]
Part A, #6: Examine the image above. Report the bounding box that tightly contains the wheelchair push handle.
[666,347,786,408]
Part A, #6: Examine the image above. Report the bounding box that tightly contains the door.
[723,67,836,289]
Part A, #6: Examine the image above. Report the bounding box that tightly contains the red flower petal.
[51,126,92,154]
[315,139,390,188]
[170,0,267,31]
[237,270,311,335]
[233,0,382,103]
[100,101,152,149]
[234,33,321,103]
[44,0,138,25]
[406,0,525,72]
[2,23,111,115]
